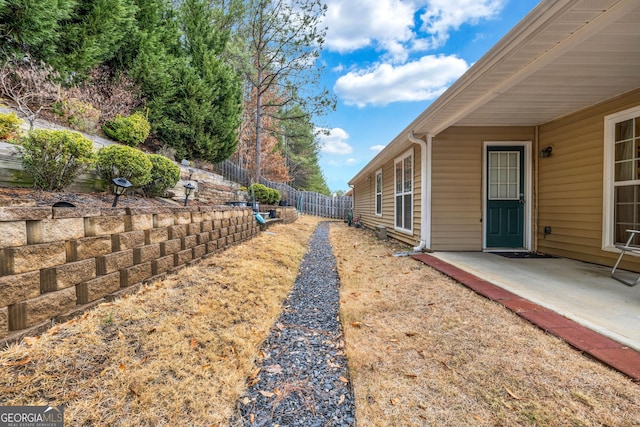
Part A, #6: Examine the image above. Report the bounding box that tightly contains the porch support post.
[409,132,431,251]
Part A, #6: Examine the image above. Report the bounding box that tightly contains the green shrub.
[142,154,180,197]
[96,144,153,190]
[53,98,101,133]
[18,129,96,191]
[0,112,23,139]
[248,183,280,205]
[102,111,151,147]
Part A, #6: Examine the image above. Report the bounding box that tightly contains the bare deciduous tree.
[0,57,61,129]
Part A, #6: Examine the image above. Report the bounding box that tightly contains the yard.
[0,215,639,425]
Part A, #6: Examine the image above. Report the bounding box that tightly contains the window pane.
[376,173,382,192]
[615,140,633,161]
[616,119,634,142]
[376,194,382,214]
[616,160,634,182]
[615,185,640,245]
[404,194,412,230]
[395,162,402,193]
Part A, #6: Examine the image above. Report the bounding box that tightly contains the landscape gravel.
[234,221,356,426]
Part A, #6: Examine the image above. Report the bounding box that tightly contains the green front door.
[486,146,525,248]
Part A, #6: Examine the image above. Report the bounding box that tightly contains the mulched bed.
[233,222,356,426]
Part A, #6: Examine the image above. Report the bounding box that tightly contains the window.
[604,106,640,248]
[375,169,382,216]
[394,150,413,232]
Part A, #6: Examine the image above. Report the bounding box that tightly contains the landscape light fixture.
[111,177,132,207]
[188,168,194,180]
[183,182,196,206]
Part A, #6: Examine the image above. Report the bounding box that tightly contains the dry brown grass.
[329,222,640,426]
[0,215,324,426]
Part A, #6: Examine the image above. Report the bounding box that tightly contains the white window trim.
[375,169,382,217]
[602,105,640,252]
[394,148,414,234]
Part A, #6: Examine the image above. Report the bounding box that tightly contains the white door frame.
[482,140,533,251]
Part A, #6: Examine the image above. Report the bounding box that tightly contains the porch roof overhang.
[349,0,640,185]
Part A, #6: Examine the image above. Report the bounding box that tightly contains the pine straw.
[329,223,640,426]
[0,215,324,426]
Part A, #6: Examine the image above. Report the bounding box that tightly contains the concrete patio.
[412,252,640,380]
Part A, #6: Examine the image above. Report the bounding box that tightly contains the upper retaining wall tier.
[0,205,298,344]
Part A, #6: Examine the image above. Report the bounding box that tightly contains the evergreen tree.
[0,0,75,60]
[280,105,329,194]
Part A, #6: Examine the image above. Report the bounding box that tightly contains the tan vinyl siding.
[537,89,640,270]
[431,126,534,251]
[352,146,421,247]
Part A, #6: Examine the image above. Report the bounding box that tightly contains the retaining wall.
[0,205,298,344]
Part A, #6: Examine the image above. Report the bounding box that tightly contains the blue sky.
[314,0,541,193]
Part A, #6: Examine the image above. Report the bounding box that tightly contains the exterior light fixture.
[111,177,132,207]
[540,146,553,158]
[183,182,196,206]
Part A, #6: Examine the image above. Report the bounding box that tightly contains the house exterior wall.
[537,88,640,270]
[352,146,422,247]
[431,126,535,251]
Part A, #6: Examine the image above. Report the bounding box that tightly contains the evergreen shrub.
[248,183,281,204]
[142,154,180,197]
[19,129,96,191]
[96,144,152,190]
[102,111,151,147]
[0,112,23,139]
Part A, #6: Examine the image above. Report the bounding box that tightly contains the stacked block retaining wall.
[0,205,298,344]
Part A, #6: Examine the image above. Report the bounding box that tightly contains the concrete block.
[206,241,219,253]
[120,262,152,287]
[160,239,182,256]
[41,259,96,292]
[10,286,76,329]
[66,235,112,261]
[201,221,212,232]
[191,211,203,223]
[112,230,145,251]
[0,221,27,249]
[84,215,125,237]
[40,217,85,242]
[126,213,154,231]
[168,224,188,239]
[76,272,120,304]
[192,244,206,260]
[175,212,191,225]
[210,229,221,240]
[2,241,66,275]
[96,250,134,275]
[375,225,387,240]
[213,219,222,229]
[187,222,201,235]
[197,232,210,245]
[154,213,175,228]
[0,207,51,221]
[145,227,169,245]
[0,306,7,338]
[134,244,161,264]
[216,238,226,249]
[226,235,235,245]
[182,235,198,250]
[152,255,175,275]
[0,271,40,306]
[220,227,229,238]
[174,249,193,267]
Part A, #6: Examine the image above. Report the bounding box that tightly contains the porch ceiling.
[412,0,640,134]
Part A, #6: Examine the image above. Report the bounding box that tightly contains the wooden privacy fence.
[214,160,352,220]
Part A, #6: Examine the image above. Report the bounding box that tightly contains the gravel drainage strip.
[233,222,356,427]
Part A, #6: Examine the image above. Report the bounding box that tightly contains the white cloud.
[334,54,469,107]
[346,158,357,165]
[323,0,414,56]
[323,0,506,60]
[371,145,386,152]
[317,127,353,155]
[420,0,506,48]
